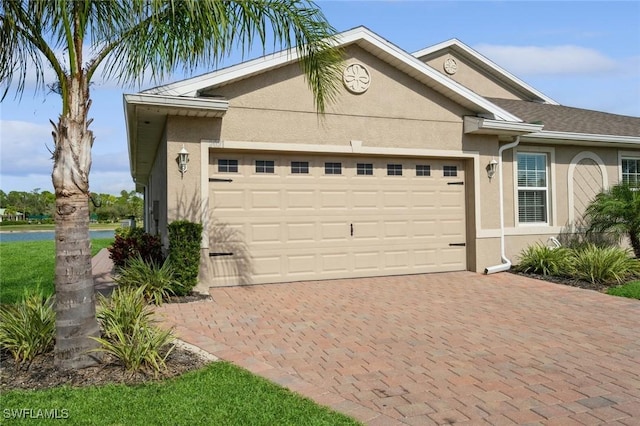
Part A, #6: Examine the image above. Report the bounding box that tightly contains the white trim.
[477,226,564,239]
[124,93,229,113]
[200,142,210,249]
[464,116,543,135]
[412,38,559,105]
[513,147,557,227]
[567,152,608,230]
[203,139,484,242]
[523,131,640,147]
[619,150,640,185]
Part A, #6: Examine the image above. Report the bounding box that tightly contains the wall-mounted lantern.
[486,158,498,180]
[177,145,189,177]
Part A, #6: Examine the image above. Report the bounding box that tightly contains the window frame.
[217,159,238,173]
[386,163,403,176]
[324,162,342,175]
[443,165,458,177]
[356,163,373,176]
[620,156,640,187]
[516,151,550,225]
[255,160,275,174]
[291,161,309,175]
[415,165,431,177]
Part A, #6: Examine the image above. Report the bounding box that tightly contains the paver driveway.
[157,272,640,425]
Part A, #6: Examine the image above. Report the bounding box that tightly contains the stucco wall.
[205,45,474,151]
[421,51,525,101]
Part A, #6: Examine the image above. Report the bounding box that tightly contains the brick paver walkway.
[157,272,640,425]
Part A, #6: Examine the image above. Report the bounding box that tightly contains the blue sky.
[1,1,639,195]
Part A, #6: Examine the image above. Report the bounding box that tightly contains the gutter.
[485,136,520,274]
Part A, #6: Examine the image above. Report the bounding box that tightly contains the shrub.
[568,244,640,285]
[168,220,203,296]
[92,287,175,375]
[114,256,181,305]
[108,227,163,269]
[515,244,572,276]
[0,289,55,366]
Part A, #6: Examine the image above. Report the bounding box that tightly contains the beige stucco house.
[124,27,640,287]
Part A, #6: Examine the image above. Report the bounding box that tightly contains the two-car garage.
[207,152,467,286]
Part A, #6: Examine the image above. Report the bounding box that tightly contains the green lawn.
[0,238,113,304]
[0,223,119,232]
[2,361,360,425]
[607,280,640,299]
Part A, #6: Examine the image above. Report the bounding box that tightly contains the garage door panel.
[251,190,281,210]
[321,253,349,273]
[286,254,317,275]
[383,221,409,238]
[352,221,380,240]
[352,191,379,209]
[250,223,281,243]
[384,250,410,269]
[286,190,316,210]
[209,153,467,285]
[353,251,381,271]
[321,221,350,241]
[286,223,316,242]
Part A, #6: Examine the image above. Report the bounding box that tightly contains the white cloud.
[0,120,55,176]
[474,44,617,76]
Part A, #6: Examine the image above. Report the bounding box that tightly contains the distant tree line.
[0,189,143,223]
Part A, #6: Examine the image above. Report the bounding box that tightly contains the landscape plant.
[585,184,640,258]
[92,287,174,375]
[1,0,342,369]
[0,288,55,366]
[515,244,572,276]
[108,227,163,269]
[114,256,180,305]
[168,220,203,296]
[568,244,640,285]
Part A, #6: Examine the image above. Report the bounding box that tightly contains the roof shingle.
[487,98,640,137]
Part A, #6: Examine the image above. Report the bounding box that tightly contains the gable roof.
[143,26,524,123]
[488,98,640,137]
[413,39,559,105]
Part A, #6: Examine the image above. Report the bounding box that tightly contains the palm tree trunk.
[52,76,101,369]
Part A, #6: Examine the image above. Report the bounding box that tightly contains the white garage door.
[208,153,466,286]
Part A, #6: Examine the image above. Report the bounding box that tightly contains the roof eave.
[522,131,640,147]
[124,93,229,185]
[464,116,544,136]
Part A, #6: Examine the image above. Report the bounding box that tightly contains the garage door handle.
[209,178,233,183]
[350,223,354,236]
[447,182,464,185]
[449,243,466,247]
[209,252,234,257]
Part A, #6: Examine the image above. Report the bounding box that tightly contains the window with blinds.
[517,152,548,223]
[622,158,640,187]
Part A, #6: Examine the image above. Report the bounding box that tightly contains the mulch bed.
[1,294,214,393]
[510,271,610,293]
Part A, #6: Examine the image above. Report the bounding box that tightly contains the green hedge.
[168,220,203,296]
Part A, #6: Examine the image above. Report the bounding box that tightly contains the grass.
[0,223,119,232]
[607,280,640,299]
[2,361,360,425]
[0,238,113,304]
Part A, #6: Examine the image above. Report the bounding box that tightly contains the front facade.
[125,27,640,287]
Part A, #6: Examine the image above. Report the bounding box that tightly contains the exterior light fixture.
[177,145,189,177]
[486,158,498,179]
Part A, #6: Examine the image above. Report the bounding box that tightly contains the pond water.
[0,230,115,243]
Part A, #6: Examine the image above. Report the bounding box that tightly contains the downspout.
[485,136,520,274]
